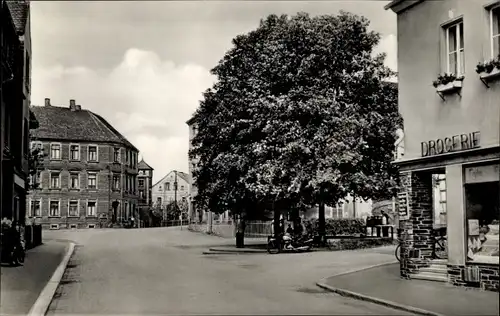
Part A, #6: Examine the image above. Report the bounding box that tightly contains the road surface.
[45,227,412,315]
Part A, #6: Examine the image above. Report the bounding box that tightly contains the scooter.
[267,233,314,254]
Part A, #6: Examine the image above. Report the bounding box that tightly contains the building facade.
[1,0,32,226]
[152,170,190,208]
[137,159,153,226]
[28,99,140,229]
[387,0,500,291]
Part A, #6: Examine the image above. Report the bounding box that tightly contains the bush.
[304,218,366,236]
[327,238,396,251]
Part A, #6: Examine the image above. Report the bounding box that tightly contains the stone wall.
[448,264,499,292]
[398,171,434,277]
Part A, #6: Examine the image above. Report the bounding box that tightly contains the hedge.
[304,218,366,236]
[327,238,396,251]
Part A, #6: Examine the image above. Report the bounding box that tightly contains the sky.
[30,0,397,184]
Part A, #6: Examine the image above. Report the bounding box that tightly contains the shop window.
[465,164,500,264]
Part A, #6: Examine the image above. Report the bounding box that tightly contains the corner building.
[387,0,500,291]
[28,98,140,229]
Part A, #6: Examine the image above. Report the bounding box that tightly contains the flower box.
[436,80,462,93]
[479,67,500,81]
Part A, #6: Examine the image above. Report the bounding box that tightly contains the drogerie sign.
[421,131,480,157]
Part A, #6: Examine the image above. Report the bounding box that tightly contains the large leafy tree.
[190,12,402,239]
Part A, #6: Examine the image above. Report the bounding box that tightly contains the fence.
[244,221,273,238]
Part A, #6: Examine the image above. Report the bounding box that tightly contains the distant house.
[152,170,190,209]
[28,98,140,229]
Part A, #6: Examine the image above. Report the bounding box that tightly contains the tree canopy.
[189,11,402,219]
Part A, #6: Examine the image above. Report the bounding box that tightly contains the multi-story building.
[152,170,190,209]
[1,0,32,225]
[28,98,140,229]
[137,158,153,226]
[387,0,500,291]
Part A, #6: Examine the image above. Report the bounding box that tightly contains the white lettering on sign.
[464,164,500,184]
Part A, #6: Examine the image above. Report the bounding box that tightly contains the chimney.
[44,98,51,106]
[69,99,77,111]
[76,105,82,111]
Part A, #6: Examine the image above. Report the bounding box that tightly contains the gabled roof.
[31,104,138,151]
[153,170,191,188]
[138,159,153,170]
[6,0,29,35]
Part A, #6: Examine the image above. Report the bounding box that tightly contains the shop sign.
[397,191,410,220]
[464,164,500,184]
[421,131,480,157]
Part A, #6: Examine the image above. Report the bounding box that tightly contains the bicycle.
[432,229,448,259]
[395,228,447,262]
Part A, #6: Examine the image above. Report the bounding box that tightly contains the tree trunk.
[318,202,326,244]
[235,214,246,248]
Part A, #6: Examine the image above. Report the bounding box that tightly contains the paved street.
[0,241,68,315]
[44,227,411,315]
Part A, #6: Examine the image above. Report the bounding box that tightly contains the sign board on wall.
[397,191,410,220]
[421,131,480,157]
[464,164,500,184]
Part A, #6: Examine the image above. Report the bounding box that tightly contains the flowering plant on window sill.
[476,55,500,86]
[432,73,463,99]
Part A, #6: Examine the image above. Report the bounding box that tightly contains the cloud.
[31,48,215,182]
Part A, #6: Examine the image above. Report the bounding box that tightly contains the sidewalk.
[0,240,69,315]
[318,263,499,316]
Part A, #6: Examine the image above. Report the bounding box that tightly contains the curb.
[316,261,446,316]
[208,247,267,253]
[27,242,76,316]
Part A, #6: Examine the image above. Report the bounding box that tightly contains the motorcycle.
[267,233,314,254]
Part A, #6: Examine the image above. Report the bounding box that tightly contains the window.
[138,179,145,187]
[180,185,184,191]
[139,190,144,198]
[88,145,98,161]
[165,182,170,191]
[114,148,120,162]
[465,164,499,265]
[70,173,79,189]
[491,4,500,58]
[30,199,41,217]
[445,21,464,75]
[49,200,60,217]
[31,141,43,151]
[69,200,79,217]
[88,173,97,189]
[159,186,162,191]
[50,172,61,189]
[50,143,61,160]
[70,144,80,160]
[113,175,120,190]
[87,201,97,217]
